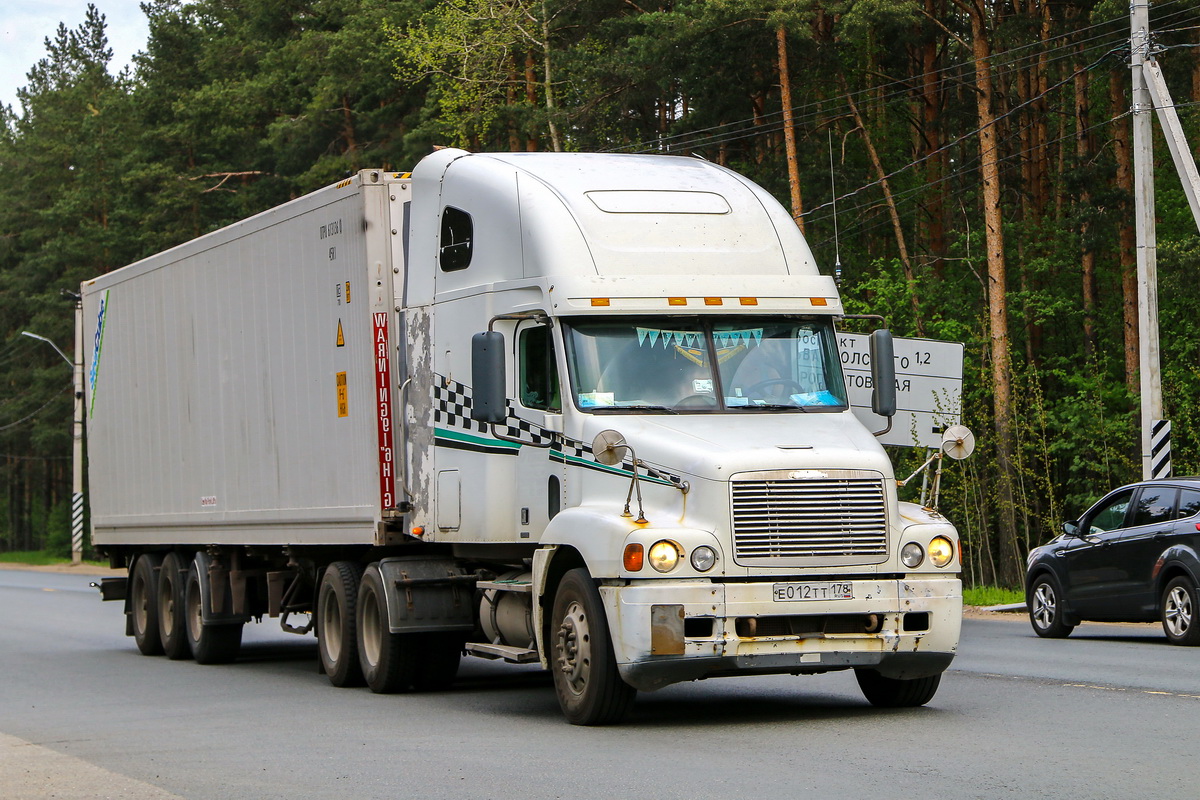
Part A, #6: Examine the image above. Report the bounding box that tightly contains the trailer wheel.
[157,552,192,660]
[357,563,419,693]
[550,568,636,725]
[854,668,941,708]
[130,554,164,656]
[318,561,366,686]
[185,558,243,664]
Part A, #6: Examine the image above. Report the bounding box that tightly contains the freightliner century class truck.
[84,149,962,725]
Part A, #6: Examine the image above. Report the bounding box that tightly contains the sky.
[1,0,150,112]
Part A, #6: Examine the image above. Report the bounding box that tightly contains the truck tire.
[550,568,636,725]
[129,554,164,656]
[357,563,419,693]
[854,668,941,708]
[318,561,366,686]
[185,557,243,664]
[157,552,192,660]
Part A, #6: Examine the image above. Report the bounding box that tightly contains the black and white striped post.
[1150,419,1172,480]
[72,300,84,565]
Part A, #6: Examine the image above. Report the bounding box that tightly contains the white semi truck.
[84,149,962,724]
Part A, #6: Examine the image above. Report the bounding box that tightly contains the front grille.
[731,472,888,561]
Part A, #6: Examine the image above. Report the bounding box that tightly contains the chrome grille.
[731,472,887,561]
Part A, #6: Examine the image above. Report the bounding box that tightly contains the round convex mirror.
[591,429,628,466]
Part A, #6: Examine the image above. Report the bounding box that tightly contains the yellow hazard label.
[336,372,348,417]
[336,319,345,347]
[345,282,351,303]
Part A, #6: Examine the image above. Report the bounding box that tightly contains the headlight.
[647,540,681,573]
[690,545,717,572]
[901,542,925,568]
[929,536,955,568]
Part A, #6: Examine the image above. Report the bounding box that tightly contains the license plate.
[772,581,854,601]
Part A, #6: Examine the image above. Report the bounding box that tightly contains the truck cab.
[400,150,961,722]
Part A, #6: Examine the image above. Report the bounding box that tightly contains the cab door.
[511,321,565,541]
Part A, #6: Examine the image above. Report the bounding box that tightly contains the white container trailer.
[85,149,963,724]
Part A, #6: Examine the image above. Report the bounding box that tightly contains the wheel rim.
[132,572,150,636]
[1165,586,1193,637]
[360,586,382,666]
[555,599,591,697]
[186,578,203,643]
[159,575,175,635]
[322,588,343,661]
[1032,582,1057,629]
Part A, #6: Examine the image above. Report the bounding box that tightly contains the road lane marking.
[958,671,1200,701]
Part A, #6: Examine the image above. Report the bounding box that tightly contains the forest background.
[2,0,1199,588]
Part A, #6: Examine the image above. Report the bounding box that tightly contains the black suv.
[1025,478,1200,645]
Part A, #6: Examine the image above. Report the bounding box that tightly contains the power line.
[0,383,72,432]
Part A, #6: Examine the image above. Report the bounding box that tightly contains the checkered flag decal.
[433,377,555,446]
[434,378,488,434]
[430,376,684,484]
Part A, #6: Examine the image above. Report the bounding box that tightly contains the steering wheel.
[674,394,718,410]
[744,378,805,396]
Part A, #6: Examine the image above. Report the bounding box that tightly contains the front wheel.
[1027,574,1074,638]
[855,669,941,708]
[550,568,635,725]
[1161,576,1200,646]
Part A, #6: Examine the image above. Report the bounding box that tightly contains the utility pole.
[1131,0,1167,480]
[72,301,84,565]
[21,317,85,564]
[1130,2,1200,479]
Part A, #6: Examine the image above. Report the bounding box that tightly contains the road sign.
[838,332,964,449]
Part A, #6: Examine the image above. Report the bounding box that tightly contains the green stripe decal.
[435,427,522,451]
[435,427,677,487]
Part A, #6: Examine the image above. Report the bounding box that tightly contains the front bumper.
[600,577,961,691]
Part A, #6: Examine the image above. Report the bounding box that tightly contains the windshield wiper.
[729,403,809,412]
[591,404,679,415]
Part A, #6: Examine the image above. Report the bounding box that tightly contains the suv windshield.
[563,316,848,413]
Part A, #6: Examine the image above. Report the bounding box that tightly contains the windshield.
[563,316,848,413]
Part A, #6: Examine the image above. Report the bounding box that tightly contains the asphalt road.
[2,567,1196,800]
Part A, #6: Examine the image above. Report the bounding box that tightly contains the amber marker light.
[591,298,610,307]
[623,543,645,572]
[739,297,758,306]
[411,526,425,537]
[668,297,687,306]
[810,297,829,307]
[704,297,723,306]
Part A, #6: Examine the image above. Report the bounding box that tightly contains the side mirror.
[471,332,507,423]
[869,329,896,418]
[1062,520,1080,537]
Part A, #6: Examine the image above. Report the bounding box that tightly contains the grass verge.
[963,585,1025,607]
[0,550,108,567]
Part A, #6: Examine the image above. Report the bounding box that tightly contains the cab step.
[465,642,540,664]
